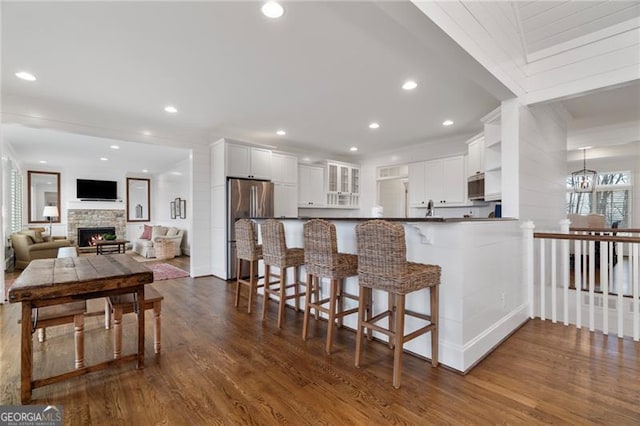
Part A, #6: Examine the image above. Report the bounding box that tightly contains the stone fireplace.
[67,209,126,245]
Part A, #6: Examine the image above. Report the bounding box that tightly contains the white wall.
[517,102,569,229]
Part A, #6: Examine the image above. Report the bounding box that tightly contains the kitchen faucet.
[425,199,435,217]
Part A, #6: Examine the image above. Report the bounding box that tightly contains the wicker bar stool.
[260,219,305,328]
[354,219,441,389]
[235,219,264,313]
[302,219,361,354]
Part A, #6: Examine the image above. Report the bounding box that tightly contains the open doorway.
[377,178,408,218]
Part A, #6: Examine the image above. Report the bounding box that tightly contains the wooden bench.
[108,285,163,359]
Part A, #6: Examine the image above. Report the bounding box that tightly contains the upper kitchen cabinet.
[482,108,502,201]
[298,164,325,207]
[409,155,466,207]
[466,134,485,177]
[271,152,298,184]
[226,143,272,180]
[326,161,359,208]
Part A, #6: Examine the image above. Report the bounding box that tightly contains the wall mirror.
[127,177,150,222]
[28,171,61,223]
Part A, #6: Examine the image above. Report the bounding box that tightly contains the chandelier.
[571,148,597,192]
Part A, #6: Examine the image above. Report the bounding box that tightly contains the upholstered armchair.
[132,225,184,258]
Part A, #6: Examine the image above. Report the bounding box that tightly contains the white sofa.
[132,225,184,258]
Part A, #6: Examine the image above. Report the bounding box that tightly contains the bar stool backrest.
[303,219,338,269]
[261,219,288,264]
[236,219,259,261]
[356,220,407,278]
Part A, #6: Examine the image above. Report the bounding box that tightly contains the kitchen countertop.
[255,217,516,223]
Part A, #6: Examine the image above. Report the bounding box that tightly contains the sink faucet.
[425,199,435,217]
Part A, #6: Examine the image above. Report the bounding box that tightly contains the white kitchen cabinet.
[274,183,298,217]
[271,152,298,184]
[326,161,359,208]
[408,162,427,207]
[483,114,502,201]
[298,164,325,207]
[467,134,485,177]
[409,155,466,207]
[226,143,272,180]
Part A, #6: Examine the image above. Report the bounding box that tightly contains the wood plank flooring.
[1,256,639,424]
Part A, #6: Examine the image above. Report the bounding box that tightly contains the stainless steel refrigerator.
[227,178,274,279]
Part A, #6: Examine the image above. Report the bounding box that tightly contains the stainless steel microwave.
[468,173,485,200]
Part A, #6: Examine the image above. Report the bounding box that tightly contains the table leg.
[21,303,33,404]
[136,286,145,369]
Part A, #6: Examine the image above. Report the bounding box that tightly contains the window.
[566,171,631,227]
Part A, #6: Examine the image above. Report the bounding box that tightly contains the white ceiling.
[516,1,640,55]
[2,1,638,171]
[1,1,507,167]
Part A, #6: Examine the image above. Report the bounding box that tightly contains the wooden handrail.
[570,227,640,233]
[534,232,640,243]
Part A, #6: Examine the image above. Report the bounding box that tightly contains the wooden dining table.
[8,254,153,404]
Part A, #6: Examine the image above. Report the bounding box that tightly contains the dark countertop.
[254,217,516,223]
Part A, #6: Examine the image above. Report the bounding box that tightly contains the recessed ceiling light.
[302,157,311,162]
[100,157,108,161]
[369,122,380,129]
[142,169,149,173]
[578,146,593,150]
[276,130,286,136]
[16,71,36,81]
[39,160,47,164]
[171,172,182,176]
[164,105,178,114]
[262,1,284,18]
[442,119,454,126]
[350,147,358,152]
[402,80,417,90]
[142,130,151,136]
[110,145,120,150]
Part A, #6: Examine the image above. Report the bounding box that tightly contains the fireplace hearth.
[78,227,116,247]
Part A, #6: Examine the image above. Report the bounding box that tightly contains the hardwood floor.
[2,256,639,424]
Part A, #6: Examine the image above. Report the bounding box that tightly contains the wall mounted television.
[77,179,118,200]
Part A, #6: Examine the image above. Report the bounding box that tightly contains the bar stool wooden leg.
[262,264,271,320]
[153,300,162,354]
[302,273,313,340]
[392,294,406,389]
[354,286,367,368]
[277,266,286,328]
[247,260,256,314]
[74,314,85,369]
[294,266,301,312]
[314,276,320,320]
[366,288,373,341]
[113,306,123,359]
[388,292,395,349]
[235,258,242,308]
[431,284,439,367]
[326,279,338,355]
[337,279,344,328]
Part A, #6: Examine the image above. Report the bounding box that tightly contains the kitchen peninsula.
[257,216,526,373]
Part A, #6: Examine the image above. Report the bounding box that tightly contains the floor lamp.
[42,206,59,237]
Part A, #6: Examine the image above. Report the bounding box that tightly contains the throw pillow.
[19,230,38,244]
[140,225,153,240]
[166,227,179,237]
[32,231,45,243]
[151,225,168,240]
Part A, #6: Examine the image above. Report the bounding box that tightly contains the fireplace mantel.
[67,200,125,210]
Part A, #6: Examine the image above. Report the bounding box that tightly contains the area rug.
[147,263,189,281]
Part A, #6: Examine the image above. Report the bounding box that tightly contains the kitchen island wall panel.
[265,217,525,373]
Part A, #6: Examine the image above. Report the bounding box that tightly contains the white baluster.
[560,219,570,326]
[633,243,639,341]
[589,240,595,332]
[617,242,623,338]
[601,241,608,335]
[540,239,546,321]
[575,239,582,329]
[551,239,557,323]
